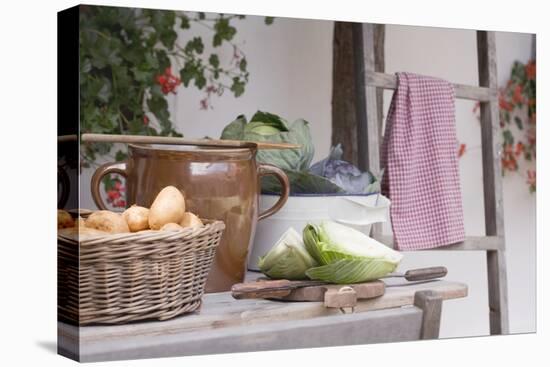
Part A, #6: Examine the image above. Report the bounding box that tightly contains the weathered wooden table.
[58,275,467,362]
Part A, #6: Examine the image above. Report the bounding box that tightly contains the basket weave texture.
[58,220,225,325]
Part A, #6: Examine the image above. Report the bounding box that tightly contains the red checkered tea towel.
[381,72,465,250]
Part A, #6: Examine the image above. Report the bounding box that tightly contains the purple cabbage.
[310,144,378,194]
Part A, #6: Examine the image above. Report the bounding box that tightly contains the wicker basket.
[58,220,225,325]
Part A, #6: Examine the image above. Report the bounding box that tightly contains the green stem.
[83,28,111,40]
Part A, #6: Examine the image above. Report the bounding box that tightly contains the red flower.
[515,142,524,157]
[512,85,523,104]
[499,95,513,112]
[156,75,167,85]
[114,181,122,190]
[504,144,514,155]
[107,190,121,200]
[526,61,536,80]
[143,115,149,125]
[458,143,466,158]
[155,66,181,95]
[501,156,518,171]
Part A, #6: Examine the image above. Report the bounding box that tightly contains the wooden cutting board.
[231,267,447,309]
[231,279,385,309]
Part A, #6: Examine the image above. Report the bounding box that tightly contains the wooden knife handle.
[404,266,447,281]
[231,279,292,299]
[231,279,324,299]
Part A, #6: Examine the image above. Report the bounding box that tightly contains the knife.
[232,266,447,299]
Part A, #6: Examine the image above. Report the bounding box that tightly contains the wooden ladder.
[353,23,509,335]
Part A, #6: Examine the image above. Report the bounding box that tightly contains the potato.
[86,210,130,234]
[58,226,109,241]
[148,186,186,230]
[76,218,86,228]
[122,205,150,232]
[58,209,75,229]
[160,223,184,231]
[180,212,204,228]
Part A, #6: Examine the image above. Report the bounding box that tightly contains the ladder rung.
[373,235,504,251]
[365,71,496,102]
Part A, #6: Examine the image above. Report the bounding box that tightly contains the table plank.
[77,307,424,362]
[60,280,466,345]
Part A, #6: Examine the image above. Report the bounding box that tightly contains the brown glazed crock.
[90,143,289,293]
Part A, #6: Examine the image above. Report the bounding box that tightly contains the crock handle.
[58,165,70,209]
[91,161,127,210]
[257,164,290,220]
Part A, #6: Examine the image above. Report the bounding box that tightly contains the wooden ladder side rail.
[477,30,509,335]
[355,23,509,335]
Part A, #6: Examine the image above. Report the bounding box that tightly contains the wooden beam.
[355,23,384,238]
[352,23,368,171]
[365,71,496,101]
[477,30,509,335]
[373,235,504,251]
[363,25,382,177]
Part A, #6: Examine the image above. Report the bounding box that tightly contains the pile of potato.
[58,186,204,239]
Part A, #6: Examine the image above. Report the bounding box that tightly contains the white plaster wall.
[80,16,535,336]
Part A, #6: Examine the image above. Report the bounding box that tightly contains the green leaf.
[220,115,247,140]
[502,129,514,145]
[230,77,245,97]
[306,259,398,284]
[180,60,200,86]
[250,111,289,130]
[115,150,128,162]
[180,14,190,29]
[195,71,207,89]
[185,37,204,54]
[239,58,247,72]
[213,18,237,47]
[144,51,159,70]
[514,116,524,130]
[213,34,222,47]
[97,79,112,103]
[81,58,92,73]
[160,29,178,49]
[209,54,220,68]
[261,170,345,195]
[264,17,275,25]
[147,94,168,113]
[103,175,115,191]
[155,50,170,70]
